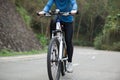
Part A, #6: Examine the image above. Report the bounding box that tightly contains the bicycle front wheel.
[47,38,61,80]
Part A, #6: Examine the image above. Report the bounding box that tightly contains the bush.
[73,40,93,46]
[112,42,120,51]
[36,34,48,48]
[94,13,120,51]
[94,35,103,49]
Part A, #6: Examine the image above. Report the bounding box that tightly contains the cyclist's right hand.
[37,11,45,16]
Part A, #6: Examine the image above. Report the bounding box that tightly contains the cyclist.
[38,0,78,73]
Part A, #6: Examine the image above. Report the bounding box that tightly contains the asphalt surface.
[0,46,120,80]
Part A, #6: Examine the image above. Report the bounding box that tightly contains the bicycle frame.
[52,15,67,62]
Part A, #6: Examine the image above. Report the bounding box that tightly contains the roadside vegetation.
[0,0,119,56]
[0,48,47,57]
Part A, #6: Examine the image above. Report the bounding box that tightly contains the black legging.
[50,19,73,62]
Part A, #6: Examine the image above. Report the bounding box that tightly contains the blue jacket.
[43,0,78,22]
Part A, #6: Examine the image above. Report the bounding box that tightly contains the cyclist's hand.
[37,11,45,16]
[70,10,77,15]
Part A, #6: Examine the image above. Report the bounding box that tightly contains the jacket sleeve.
[71,0,78,10]
[43,0,54,12]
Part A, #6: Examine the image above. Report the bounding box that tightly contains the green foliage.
[75,0,106,46]
[0,49,47,57]
[36,34,48,48]
[14,0,120,51]
[93,0,120,51]
[73,40,93,46]
[94,12,120,51]
[16,5,31,27]
[94,35,103,49]
[112,42,120,51]
[0,49,13,55]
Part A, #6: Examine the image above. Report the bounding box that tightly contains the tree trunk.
[0,0,41,51]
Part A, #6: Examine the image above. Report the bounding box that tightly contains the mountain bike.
[47,10,69,80]
[37,9,77,80]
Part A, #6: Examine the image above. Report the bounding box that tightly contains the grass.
[0,48,47,57]
[36,34,48,48]
[16,5,31,27]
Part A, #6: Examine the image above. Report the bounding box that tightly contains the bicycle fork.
[58,39,68,62]
[58,38,63,61]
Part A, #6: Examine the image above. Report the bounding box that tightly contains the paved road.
[0,46,120,80]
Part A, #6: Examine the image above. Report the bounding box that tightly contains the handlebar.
[37,10,79,16]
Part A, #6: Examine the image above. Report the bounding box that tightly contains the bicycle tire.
[61,61,66,76]
[61,45,67,76]
[47,38,60,80]
[56,61,61,80]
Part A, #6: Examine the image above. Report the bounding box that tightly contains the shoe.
[66,62,73,73]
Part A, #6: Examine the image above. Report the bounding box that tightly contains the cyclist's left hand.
[70,10,77,15]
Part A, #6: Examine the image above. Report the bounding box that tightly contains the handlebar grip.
[69,11,79,15]
[76,11,79,14]
[36,12,46,16]
[37,12,40,16]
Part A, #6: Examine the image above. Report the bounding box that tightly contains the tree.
[0,0,41,51]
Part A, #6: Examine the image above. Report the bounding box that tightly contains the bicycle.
[37,9,77,80]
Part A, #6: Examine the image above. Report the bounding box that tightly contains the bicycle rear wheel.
[47,38,61,80]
